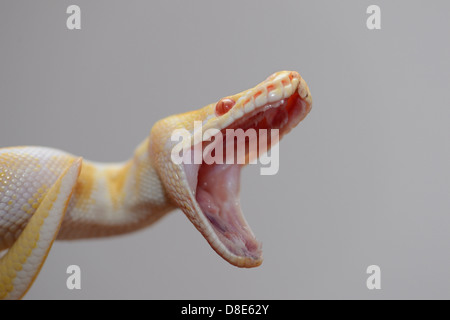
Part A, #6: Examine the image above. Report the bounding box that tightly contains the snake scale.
[0,71,312,299]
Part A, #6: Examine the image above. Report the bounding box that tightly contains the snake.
[0,70,312,299]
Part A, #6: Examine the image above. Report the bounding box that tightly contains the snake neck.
[58,137,175,239]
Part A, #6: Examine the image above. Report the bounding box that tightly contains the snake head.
[150,71,312,268]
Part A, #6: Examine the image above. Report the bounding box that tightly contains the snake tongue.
[195,163,262,261]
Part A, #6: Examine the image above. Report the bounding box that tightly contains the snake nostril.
[215,98,235,116]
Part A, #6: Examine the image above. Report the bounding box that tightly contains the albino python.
[0,71,312,299]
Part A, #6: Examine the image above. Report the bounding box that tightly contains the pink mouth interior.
[185,92,309,259]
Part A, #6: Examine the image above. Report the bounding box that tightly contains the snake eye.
[215,98,235,116]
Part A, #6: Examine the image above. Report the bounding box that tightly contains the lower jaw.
[196,163,262,261]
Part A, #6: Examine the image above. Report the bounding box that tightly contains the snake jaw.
[154,71,312,268]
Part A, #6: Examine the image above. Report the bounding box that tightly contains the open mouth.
[181,73,311,267]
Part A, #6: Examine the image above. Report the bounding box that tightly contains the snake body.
[0,71,312,299]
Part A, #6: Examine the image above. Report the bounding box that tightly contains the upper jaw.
[201,71,308,136]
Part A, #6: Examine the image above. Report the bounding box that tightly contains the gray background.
[1,0,449,299]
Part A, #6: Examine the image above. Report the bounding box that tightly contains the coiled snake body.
[0,71,312,299]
